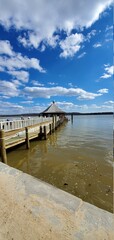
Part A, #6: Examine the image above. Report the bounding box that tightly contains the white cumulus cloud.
[8,70,29,82]
[0,100,24,114]
[0,0,112,50]
[104,100,114,104]
[0,80,19,97]
[0,52,45,73]
[97,88,108,93]
[0,40,14,56]
[24,86,102,100]
[60,33,84,58]
[86,30,97,41]
[93,43,102,48]
[100,65,113,79]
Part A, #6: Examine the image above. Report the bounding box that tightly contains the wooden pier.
[0,116,67,164]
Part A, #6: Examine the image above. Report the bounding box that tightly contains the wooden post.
[44,125,47,140]
[55,115,57,130]
[25,127,30,149]
[0,130,7,164]
[39,126,43,140]
[52,116,55,131]
[49,123,52,135]
[52,122,54,132]
[55,115,57,123]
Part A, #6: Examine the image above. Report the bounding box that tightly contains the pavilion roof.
[42,101,65,114]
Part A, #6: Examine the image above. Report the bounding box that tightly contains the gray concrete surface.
[0,162,113,240]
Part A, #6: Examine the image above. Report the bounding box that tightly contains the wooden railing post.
[52,116,55,132]
[39,126,42,140]
[49,123,52,135]
[55,115,57,130]
[0,130,7,164]
[44,126,47,140]
[55,115,57,123]
[25,127,30,149]
[52,122,54,132]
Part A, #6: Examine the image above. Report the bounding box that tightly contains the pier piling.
[44,126,47,140]
[25,127,30,149]
[49,124,52,135]
[0,130,7,164]
[52,116,55,130]
[39,126,43,140]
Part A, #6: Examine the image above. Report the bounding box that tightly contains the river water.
[7,115,113,212]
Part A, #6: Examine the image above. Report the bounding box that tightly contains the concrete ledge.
[0,162,113,240]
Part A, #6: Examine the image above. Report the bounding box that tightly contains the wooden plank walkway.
[0,116,67,164]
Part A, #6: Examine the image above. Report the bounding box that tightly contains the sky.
[0,0,113,114]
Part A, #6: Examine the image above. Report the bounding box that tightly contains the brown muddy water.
[7,115,113,212]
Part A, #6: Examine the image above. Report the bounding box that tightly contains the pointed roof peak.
[42,101,65,114]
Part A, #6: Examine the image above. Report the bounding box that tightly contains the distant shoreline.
[66,112,113,115]
[0,112,113,117]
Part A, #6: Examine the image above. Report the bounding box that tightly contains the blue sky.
[0,0,113,114]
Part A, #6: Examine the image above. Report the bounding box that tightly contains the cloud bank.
[0,40,45,82]
[24,86,102,100]
[0,0,112,55]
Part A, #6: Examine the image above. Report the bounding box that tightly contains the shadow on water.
[7,116,113,213]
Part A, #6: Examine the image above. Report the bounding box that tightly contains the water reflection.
[49,132,57,146]
[71,114,73,124]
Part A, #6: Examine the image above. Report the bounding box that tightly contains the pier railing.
[0,117,53,132]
